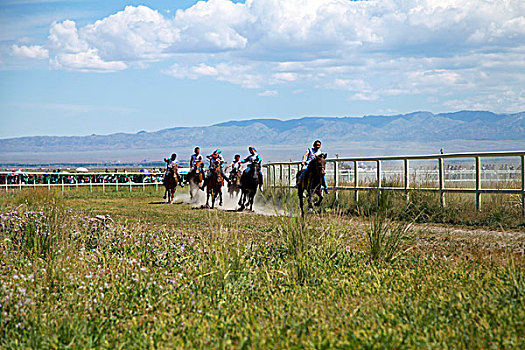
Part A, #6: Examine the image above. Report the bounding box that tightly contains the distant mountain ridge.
[1,110,523,153]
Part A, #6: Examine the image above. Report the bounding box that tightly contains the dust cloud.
[172,184,282,216]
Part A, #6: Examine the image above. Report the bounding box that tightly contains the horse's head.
[314,153,327,175]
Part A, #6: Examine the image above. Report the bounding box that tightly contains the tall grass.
[363,215,412,264]
[1,190,524,348]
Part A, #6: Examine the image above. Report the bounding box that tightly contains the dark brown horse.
[206,165,223,208]
[163,167,179,204]
[187,163,204,200]
[227,169,241,198]
[297,153,327,216]
[238,164,260,211]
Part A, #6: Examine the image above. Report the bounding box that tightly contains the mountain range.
[1,110,524,164]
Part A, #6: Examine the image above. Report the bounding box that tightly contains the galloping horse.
[163,167,178,204]
[238,163,260,211]
[187,163,204,200]
[297,153,327,216]
[227,170,241,198]
[206,165,223,208]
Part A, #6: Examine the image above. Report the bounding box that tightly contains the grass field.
[1,188,524,348]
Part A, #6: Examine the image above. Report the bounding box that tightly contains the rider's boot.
[259,185,264,193]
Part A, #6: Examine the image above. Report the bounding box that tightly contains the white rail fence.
[0,172,171,193]
[263,151,525,216]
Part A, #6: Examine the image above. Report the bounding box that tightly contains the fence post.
[354,160,359,202]
[279,164,283,186]
[129,177,132,192]
[5,175,8,192]
[143,175,145,192]
[61,175,64,193]
[75,175,78,190]
[438,158,445,207]
[18,175,22,191]
[89,175,92,193]
[116,175,119,192]
[288,164,292,187]
[404,159,410,202]
[103,177,106,193]
[334,159,339,200]
[273,165,276,187]
[48,175,51,190]
[475,156,481,211]
[520,154,525,216]
[376,160,382,203]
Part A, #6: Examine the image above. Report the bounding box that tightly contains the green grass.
[0,189,524,348]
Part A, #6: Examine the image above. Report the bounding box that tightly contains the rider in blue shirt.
[241,146,263,192]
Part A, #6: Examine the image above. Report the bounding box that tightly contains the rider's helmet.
[248,146,256,153]
[313,140,321,149]
[215,148,221,154]
[234,154,241,159]
[194,147,200,153]
[171,153,177,159]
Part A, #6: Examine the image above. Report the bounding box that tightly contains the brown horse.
[227,169,241,198]
[163,167,179,204]
[206,165,223,208]
[187,163,204,200]
[297,153,327,216]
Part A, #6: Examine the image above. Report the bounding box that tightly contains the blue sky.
[1,0,524,138]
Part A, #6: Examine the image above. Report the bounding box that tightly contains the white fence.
[0,171,186,192]
[264,150,525,215]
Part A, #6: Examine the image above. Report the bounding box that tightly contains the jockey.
[297,140,328,194]
[241,146,263,192]
[200,149,229,190]
[225,154,242,176]
[164,153,184,187]
[190,147,204,173]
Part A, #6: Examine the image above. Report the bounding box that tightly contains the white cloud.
[81,6,175,61]
[8,0,525,110]
[51,49,127,72]
[170,0,250,52]
[11,44,48,59]
[48,20,88,53]
[348,93,379,102]
[258,90,278,97]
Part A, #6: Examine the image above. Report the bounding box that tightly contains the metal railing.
[264,150,525,216]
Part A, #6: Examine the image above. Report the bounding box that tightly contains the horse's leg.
[239,191,245,210]
[314,189,324,206]
[249,192,254,211]
[307,189,314,212]
[206,190,210,207]
[219,189,223,206]
[238,191,244,206]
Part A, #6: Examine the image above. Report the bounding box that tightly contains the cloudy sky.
[1,0,524,137]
